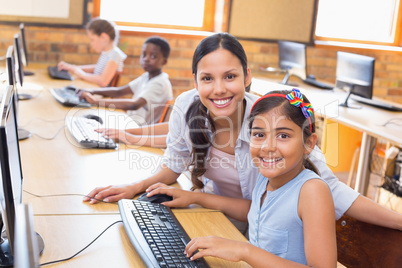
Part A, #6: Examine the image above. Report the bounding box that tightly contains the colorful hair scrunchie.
[250,88,314,133]
[285,89,314,119]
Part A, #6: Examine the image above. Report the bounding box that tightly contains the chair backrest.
[108,72,121,87]
[336,215,402,268]
[158,99,174,123]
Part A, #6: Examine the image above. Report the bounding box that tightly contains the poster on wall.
[0,0,87,27]
[228,0,317,44]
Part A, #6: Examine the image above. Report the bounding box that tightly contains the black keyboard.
[118,199,210,268]
[65,116,118,149]
[47,66,73,80]
[303,76,333,90]
[50,87,91,108]
[351,96,402,112]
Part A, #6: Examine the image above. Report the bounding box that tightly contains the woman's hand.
[145,183,197,207]
[185,236,247,262]
[83,183,140,204]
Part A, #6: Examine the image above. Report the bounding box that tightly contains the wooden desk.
[251,77,402,195]
[35,213,250,267]
[14,66,250,267]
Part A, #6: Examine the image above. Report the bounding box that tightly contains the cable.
[23,190,116,204]
[30,125,66,140]
[39,220,122,266]
[381,118,402,127]
[19,117,65,128]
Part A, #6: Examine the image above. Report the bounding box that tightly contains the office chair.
[158,99,174,123]
[108,72,121,87]
[336,215,402,267]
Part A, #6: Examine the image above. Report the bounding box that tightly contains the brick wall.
[1,24,401,103]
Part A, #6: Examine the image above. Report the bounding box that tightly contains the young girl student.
[83,33,402,232]
[178,89,336,266]
[57,17,126,87]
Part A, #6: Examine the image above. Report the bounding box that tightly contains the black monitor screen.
[0,85,23,258]
[19,23,29,67]
[336,51,375,99]
[14,34,24,88]
[278,41,307,82]
[6,46,16,88]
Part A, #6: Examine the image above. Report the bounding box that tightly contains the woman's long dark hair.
[186,33,248,189]
[248,90,319,174]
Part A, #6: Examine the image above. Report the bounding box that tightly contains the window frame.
[314,0,402,48]
[92,0,216,32]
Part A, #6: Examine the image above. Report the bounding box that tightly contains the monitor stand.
[18,128,31,140]
[339,91,361,109]
[280,71,299,87]
[17,94,33,101]
[0,231,45,267]
[23,71,34,76]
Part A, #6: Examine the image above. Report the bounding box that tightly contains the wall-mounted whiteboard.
[228,0,317,44]
[0,0,87,27]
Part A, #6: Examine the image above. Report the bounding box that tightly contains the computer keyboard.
[118,199,210,268]
[65,116,118,149]
[351,96,402,112]
[303,76,333,90]
[47,66,73,80]
[50,87,91,108]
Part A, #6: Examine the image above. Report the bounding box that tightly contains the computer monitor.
[19,23,34,76]
[13,34,24,88]
[0,84,24,266]
[6,46,16,89]
[278,40,307,84]
[336,51,375,108]
[6,45,32,140]
[0,85,43,266]
[14,34,33,101]
[13,204,39,268]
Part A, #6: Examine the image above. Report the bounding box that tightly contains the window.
[315,0,402,46]
[93,0,216,32]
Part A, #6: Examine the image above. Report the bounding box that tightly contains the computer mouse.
[307,74,316,80]
[137,192,173,203]
[83,114,103,124]
[64,85,78,91]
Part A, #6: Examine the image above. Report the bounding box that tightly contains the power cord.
[39,220,122,266]
[29,125,66,140]
[23,190,117,204]
[18,116,65,128]
[381,118,402,127]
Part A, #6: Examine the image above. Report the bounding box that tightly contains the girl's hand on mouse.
[83,183,140,204]
[185,236,246,262]
[145,183,196,208]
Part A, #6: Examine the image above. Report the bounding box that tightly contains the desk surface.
[35,213,250,267]
[2,65,251,267]
[251,77,402,147]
